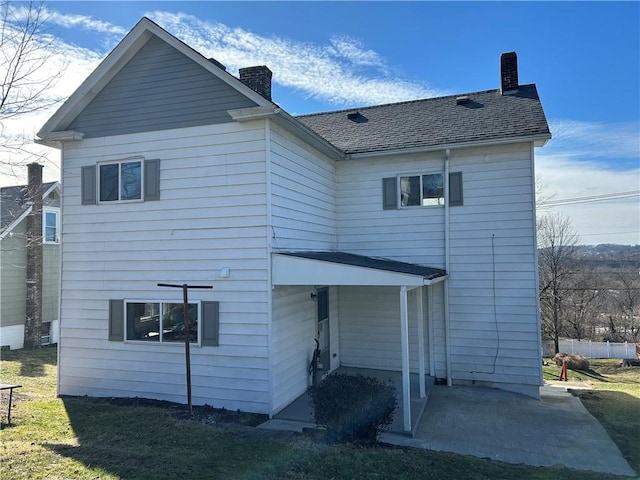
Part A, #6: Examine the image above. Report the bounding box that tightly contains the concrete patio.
[259,374,636,477]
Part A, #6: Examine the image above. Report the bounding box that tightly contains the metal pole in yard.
[158,283,212,416]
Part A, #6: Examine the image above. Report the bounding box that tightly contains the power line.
[539,191,640,207]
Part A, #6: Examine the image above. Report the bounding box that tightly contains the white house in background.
[1,165,61,350]
[37,18,550,433]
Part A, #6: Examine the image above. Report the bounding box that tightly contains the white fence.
[549,340,639,359]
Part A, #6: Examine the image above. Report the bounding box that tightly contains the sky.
[1,1,638,245]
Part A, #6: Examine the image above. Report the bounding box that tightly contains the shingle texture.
[296,85,550,155]
[280,251,446,279]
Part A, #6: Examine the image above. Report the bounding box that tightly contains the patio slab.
[380,383,636,477]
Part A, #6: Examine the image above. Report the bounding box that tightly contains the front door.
[316,288,330,376]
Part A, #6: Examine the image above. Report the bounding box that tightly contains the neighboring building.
[37,18,550,433]
[1,165,61,349]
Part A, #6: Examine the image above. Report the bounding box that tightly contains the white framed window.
[125,300,200,344]
[99,160,143,202]
[399,173,444,207]
[43,207,60,243]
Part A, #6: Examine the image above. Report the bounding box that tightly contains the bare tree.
[609,267,640,342]
[1,0,64,175]
[564,269,602,341]
[538,212,579,353]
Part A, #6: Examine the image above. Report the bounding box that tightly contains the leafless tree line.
[1,0,64,177]
[538,213,640,354]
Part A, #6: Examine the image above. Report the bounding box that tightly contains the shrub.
[309,373,398,444]
[553,353,590,371]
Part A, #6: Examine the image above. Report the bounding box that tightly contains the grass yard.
[1,347,638,480]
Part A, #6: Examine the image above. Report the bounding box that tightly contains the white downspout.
[444,148,452,386]
[265,118,275,417]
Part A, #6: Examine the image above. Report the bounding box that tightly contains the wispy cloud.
[145,11,444,107]
[41,10,127,36]
[536,119,639,245]
[545,119,640,164]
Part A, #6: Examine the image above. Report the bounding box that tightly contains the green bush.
[309,373,398,444]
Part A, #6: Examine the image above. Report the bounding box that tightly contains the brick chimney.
[239,65,272,101]
[500,52,519,94]
[25,163,43,348]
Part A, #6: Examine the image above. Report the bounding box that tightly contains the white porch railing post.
[417,287,426,399]
[400,286,411,432]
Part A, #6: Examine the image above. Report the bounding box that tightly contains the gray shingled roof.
[296,85,550,155]
[280,251,446,279]
[0,182,57,232]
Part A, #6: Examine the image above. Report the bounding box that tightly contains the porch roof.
[272,251,446,287]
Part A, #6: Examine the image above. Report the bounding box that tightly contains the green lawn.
[543,358,640,473]
[1,347,637,480]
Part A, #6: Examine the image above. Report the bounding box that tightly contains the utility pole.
[157,283,212,415]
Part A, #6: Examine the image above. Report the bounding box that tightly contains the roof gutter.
[229,106,345,160]
[444,148,452,387]
[344,133,551,160]
[35,131,85,149]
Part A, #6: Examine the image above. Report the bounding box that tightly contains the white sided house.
[38,18,551,433]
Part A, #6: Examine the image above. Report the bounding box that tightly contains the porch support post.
[417,287,426,398]
[428,285,435,377]
[400,286,411,432]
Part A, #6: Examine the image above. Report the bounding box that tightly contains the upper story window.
[81,159,160,205]
[43,208,59,243]
[99,160,142,202]
[382,171,462,210]
[400,173,444,207]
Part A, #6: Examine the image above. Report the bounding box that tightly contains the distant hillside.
[574,244,640,270]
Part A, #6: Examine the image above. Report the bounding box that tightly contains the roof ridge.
[295,85,538,119]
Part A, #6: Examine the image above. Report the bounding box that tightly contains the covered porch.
[271,251,447,434]
[273,367,436,435]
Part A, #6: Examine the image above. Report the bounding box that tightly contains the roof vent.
[456,96,470,105]
[208,57,226,71]
[347,112,368,123]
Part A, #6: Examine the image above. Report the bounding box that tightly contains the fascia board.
[228,107,345,160]
[38,17,272,139]
[272,253,426,287]
[42,182,61,199]
[344,133,552,160]
[38,20,155,138]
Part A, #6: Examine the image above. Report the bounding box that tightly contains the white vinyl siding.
[269,123,337,251]
[271,286,316,413]
[336,150,446,268]
[271,285,340,414]
[447,144,540,392]
[339,286,429,373]
[58,122,271,413]
[336,143,540,391]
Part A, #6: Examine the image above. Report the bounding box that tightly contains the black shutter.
[144,159,160,201]
[382,177,397,210]
[81,165,96,205]
[449,172,463,207]
[201,301,220,346]
[109,300,124,341]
